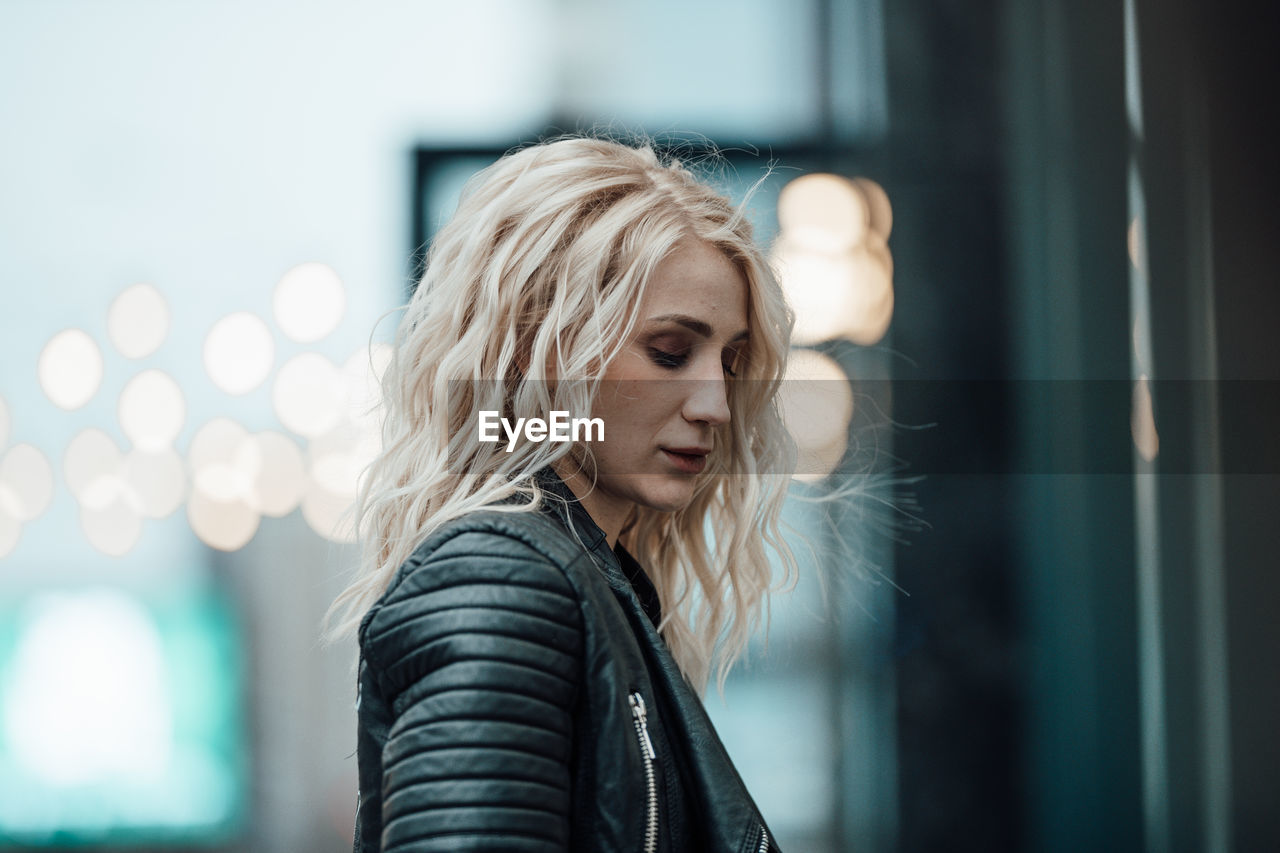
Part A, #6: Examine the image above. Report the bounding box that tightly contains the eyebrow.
[647,313,749,343]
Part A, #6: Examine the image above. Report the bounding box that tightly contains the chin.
[636,479,699,513]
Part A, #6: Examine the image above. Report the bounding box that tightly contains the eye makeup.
[641,323,749,376]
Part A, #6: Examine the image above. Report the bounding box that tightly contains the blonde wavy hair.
[327,135,797,692]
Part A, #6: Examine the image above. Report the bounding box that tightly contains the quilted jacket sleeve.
[359,529,584,853]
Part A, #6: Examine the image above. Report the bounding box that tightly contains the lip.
[661,448,709,474]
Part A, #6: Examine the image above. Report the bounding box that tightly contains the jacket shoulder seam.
[358,510,596,680]
[390,510,589,598]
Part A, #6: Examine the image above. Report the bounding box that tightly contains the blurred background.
[1,0,1276,851]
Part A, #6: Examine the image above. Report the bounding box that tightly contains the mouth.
[661,447,710,474]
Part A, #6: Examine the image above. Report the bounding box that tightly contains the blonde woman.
[331,136,796,853]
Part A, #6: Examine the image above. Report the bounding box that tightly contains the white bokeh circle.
[779,350,854,454]
[188,418,257,504]
[845,253,894,346]
[65,429,126,511]
[771,240,862,346]
[777,173,869,254]
[107,283,170,359]
[274,262,346,343]
[792,432,850,483]
[187,490,260,552]
[246,431,306,517]
[273,353,345,438]
[301,478,356,544]
[38,329,103,410]
[118,370,186,451]
[122,449,186,519]
[310,452,364,500]
[203,312,275,395]
[852,177,893,240]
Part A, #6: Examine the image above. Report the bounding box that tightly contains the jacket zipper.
[756,823,769,853]
[628,691,658,853]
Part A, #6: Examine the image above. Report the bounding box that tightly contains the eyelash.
[648,347,740,377]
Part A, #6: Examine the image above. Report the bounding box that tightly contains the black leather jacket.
[353,470,781,852]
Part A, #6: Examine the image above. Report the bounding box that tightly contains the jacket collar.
[532,465,610,556]
[532,466,665,629]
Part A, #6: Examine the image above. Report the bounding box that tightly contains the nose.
[681,369,731,428]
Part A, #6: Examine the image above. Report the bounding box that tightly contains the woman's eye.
[648,347,688,369]
[722,360,738,377]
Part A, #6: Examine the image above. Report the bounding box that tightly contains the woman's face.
[565,238,749,540]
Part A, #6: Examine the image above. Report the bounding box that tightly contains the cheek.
[597,381,682,424]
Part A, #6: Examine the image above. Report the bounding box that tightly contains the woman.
[330,136,797,853]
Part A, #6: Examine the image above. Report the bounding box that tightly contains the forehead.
[640,239,748,325]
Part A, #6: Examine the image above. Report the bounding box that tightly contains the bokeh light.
[122,449,186,519]
[846,250,895,346]
[63,430,184,547]
[273,262,346,343]
[773,173,896,348]
[0,444,54,522]
[186,419,263,550]
[852,177,893,239]
[189,419,255,503]
[65,429,125,511]
[779,350,854,449]
[779,350,853,482]
[777,173,868,254]
[38,329,104,410]
[310,416,380,496]
[273,353,345,438]
[108,283,170,359]
[1128,216,1146,274]
[119,370,186,451]
[1131,374,1160,462]
[772,240,863,346]
[302,418,374,544]
[866,232,894,278]
[310,450,364,500]
[290,342,390,544]
[3,590,172,784]
[245,431,305,517]
[301,478,357,544]
[188,418,250,470]
[203,312,275,395]
[187,490,260,552]
[792,436,849,485]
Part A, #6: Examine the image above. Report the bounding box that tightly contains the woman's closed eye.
[648,345,741,377]
[648,346,688,370]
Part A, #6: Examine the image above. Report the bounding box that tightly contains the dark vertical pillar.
[882,2,1023,850]
[1002,0,1143,850]
[1203,2,1280,849]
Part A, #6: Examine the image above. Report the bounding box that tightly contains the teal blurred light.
[0,584,245,846]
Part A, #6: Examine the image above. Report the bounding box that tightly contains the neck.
[550,460,630,550]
